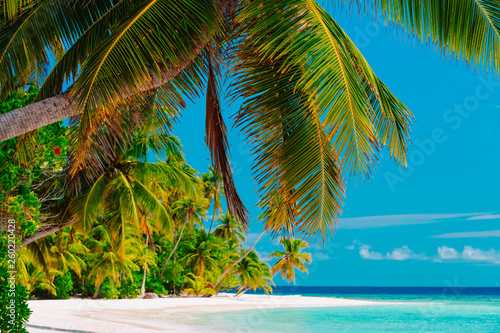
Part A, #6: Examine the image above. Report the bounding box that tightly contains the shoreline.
[26,294,393,332]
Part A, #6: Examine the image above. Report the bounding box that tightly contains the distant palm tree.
[160,197,207,277]
[45,228,88,278]
[137,234,157,297]
[214,228,267,289]
[268,238,312,284]
[84,225,139,298]
[72,133,196,249]
[182,230,224,277]
[213,211,246,245]
[235,251,273,296]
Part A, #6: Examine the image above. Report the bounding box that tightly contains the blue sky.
[172,9,500,287]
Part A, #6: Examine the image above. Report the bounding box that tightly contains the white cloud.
[345,244,356,250]
[351,242,500,265]
[254,249,272,262]
[433,230,500,238]
[386,246,427,261]
[437,246,500,265]
[438,246,459,259]
[359,245,384,260]
[467,214,500,220]
[354,243,426,261]
[462,246,500,263]
[338,213,482,229]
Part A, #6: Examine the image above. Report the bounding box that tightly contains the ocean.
[181,287,500,332]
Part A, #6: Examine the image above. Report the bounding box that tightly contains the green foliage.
[0,86,67,237]
[182,274,216,297]
[0,235,31,332]
[158,259,185,293]
[118,274,141,299]
[53,272,73,299]
[97,280,121,300]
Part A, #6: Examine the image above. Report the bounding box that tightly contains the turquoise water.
[182,295,500,332]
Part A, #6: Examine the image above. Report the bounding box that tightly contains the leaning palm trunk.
[236,286,251,297]
[0,58,201,142]
[214,229,266,289]
[0,0,232,143]
[160,213,189,278]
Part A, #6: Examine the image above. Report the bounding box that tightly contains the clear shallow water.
[180,292,500,332]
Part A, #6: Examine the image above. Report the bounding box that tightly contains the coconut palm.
[1,0,499,241]
[84,225,139,298]
[214,228,267,288]
[268,238,312,284]
[235,250,273,296]
[160,196,208,277]
[181,230,225,277]
[213,211,246,245]
[72,134,196,250]
[43,228,88,278]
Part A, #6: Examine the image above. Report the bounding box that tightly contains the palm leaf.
[205,48,249,226]
[70,173,107,232]
[0,0,115,94]
[132,177,173,239]
[71,0,222,143]
[232,0,413,241]
[372,0,500,72]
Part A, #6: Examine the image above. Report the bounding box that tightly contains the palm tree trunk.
[214,229,266,289]
[236,286,251,297]
[93,282,101,299]
[0,0,233,143]
[16,219,77,252]
[140,235,149,297]
[208,207,217,233]
[160,213,189,278]
[93,271,101,299]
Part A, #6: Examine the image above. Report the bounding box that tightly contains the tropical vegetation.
[0,0,499,330]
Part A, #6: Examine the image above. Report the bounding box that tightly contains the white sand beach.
[26,294,389,332]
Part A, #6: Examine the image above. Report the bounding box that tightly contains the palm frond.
[372,0,500,72]
[71,0,223,148]
[232,0,413,241]
[205,48,249,227]
[70,173,107,232]
[0,0,115,94]
[132,177,173,238]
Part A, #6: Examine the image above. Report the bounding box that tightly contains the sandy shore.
[26,294,390,332]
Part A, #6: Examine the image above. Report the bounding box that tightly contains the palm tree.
[137,233,157,297]
[181,230,224,277]
[202,166,223,233]
[235,251,273,296]
[268,238,312,284]
[1,0,498,240]
[84,225,139,298]
[160,196,207,277]
[71,132,196,245]
[213,211,246,245]
[214,228,267,289]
